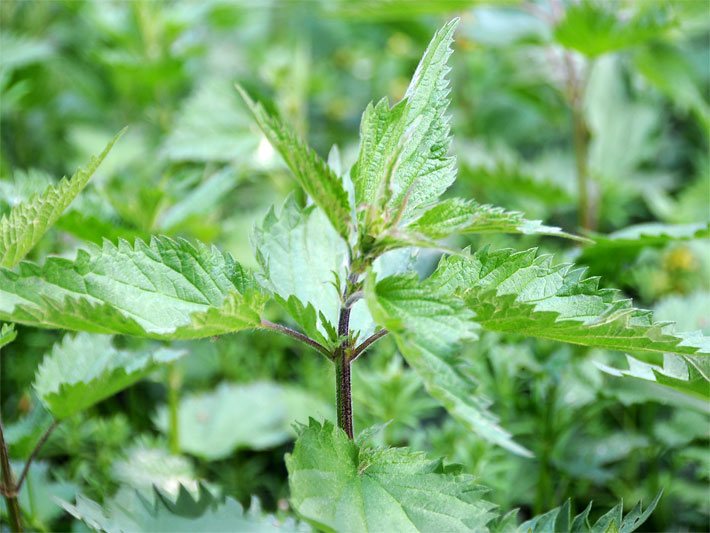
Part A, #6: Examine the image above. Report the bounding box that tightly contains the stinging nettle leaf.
[62,484,301,533]
[365,271,532,457]
[432,247,710,357]
[34,332,186,418]
[236,84,352,240]
[0,236,267,339]
[0,129,124,268]
[396,198,588,248]
[253,196,348,346]
[352,19,458,243]
[513,491,661,533]
[286,419,496,533]
[0,323,17,349]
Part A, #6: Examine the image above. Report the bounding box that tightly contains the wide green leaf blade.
[433,247,710,357]
[34,333,186,418]
[0,130,123,268]
[0,236,267,339]
[253,196,348,347]
[365,272,532,456]
[236,84,352,240]
[154,381,331,460]
[62,485,300,533]
[286,419,495,533]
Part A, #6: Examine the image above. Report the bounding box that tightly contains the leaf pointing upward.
[237,84,352,241]
[0,130,124,268]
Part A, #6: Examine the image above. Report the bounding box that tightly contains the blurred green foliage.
[1,0,708,531]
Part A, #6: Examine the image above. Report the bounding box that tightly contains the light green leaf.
[112,442,200,501]
[554,0,673,58]
[584,221,710,247]
[0,130,123,268]
[597,353,710,407]
[0,236,267,339]
[286,419,495,533]
[161,80,259,163]
[62,485,300,533]
[155,381,331,460]
[514,491,660,533]
[236,84,352,240]
[0,461,77,527]
[433,247,710,356]
[352,19,458,243]
[365,272,532,456]
[397,198,586,246]
[34,333,186,418]
[253,196,348,346]
[0,323,16,349]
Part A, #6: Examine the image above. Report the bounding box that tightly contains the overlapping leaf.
[0,131,123,268]
[0,323,16,349]
[0,236,267,339]
[237,85,352,240]
[253,196,348,346]
[62,485,300,533]
[286,419,495,533]
[365,272,531,456]
[431,247,710,356]
[34,333,186,418]
[511,491,661,533]
[390,198,586,248]
[598,354,709,408]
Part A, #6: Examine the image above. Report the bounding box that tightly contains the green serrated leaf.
[34,333,185,418]
[398,198,587,246]
[365,271,532,456]
[236,84,352,240]
[516,492,661,533]
[597,353,710,407]
[0,323,17,349]
[286,419,496,533]
[352,19,459,244]
[0,236,267,339]
[155,382,331,460]
[432,247,710,356]
[0,130,124,268]
[253,196,347,346]
[61,484,301,533]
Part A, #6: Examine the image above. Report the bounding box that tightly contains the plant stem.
[571,105,593,231]
[261,319,332,359]
[167,364,181,455]
[350,329,388,363]
[335,289,354,438]
[0,421,22,532]
[562,51,595,232]
[15,420,58,492]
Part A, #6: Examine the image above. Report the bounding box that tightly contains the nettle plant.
[0,19,705,532]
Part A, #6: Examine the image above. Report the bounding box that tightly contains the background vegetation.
[1,0,708,531]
